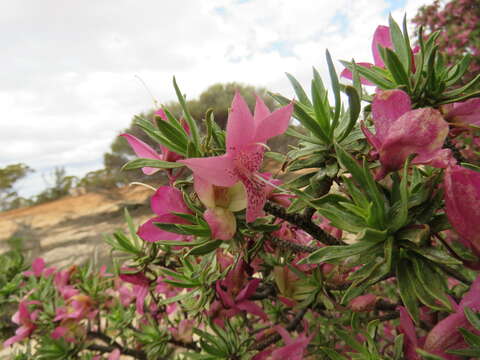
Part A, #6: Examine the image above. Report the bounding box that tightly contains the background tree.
[0,163,33,211]
[32,167,78,204]
[412,0,480,84]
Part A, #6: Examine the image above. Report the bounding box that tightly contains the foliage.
[0,163,33,211]
[4,15,480,360]
[412,0,480,85]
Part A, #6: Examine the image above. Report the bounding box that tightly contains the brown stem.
[87,331,147,359]
[268,236,318,253]
[264,202,344,246]
[249,307,308,352]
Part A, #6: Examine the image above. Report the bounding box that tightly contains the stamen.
[253,173,290,194]
[134,75,159,108]
[254,142,271,151]
[129,182,157,192]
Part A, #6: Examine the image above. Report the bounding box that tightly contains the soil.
[0,185,154,269]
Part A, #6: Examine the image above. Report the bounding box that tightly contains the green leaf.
[154,114,189,148]
[286,72,312,106]
[411,257,452,311]
[311,70,331,139]
[187,240,223,256]
[396,259,419,323]
[320,348,348,360]
[389,157,410,231]
[121,158,185,172]
[383,47,410,90]
[465,307,480,331]
[136,118,187,156]
[416,349,447,360]
[337,85,360,143]
[172,76,201,149]
[388,14,409,73]
[301,240,382,265]
[440,73,480,99]
[326,50,341,133]
[341,61,395,89]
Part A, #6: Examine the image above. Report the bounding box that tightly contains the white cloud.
[0,0,429,197]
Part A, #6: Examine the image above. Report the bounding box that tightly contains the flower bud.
[444,164,480,255]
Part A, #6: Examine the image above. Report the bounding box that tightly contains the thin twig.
[264,202,344,246]
[249,307,308,352]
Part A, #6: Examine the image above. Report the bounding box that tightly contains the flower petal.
[226,92,255,151]
[371,25,393,67]
[180,154,238,187]
[372,89,411,142]
[151,186,191,216]
[137,215,188,242]
[253,95,271,126]
[253,102,293,144]
[378,107,449,177]
[120,134,162,175]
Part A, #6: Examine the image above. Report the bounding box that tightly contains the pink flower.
[254,326,312,360]
[119,269,150,315]
[398,275,480,359]
[23,257,56,278]
[212,278,268,325]
[442,98,480,127]
[54,267,79,300]
[341,25,393,85]
[137,186,192,242]
[362,89,452,179]
[3,301,41,347]
[180,93,293,222]
[444,164,480,256]
[120,109,185,175]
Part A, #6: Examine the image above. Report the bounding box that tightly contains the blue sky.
[0,0,428,198]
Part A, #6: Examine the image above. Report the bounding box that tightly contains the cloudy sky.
[1,0,428,197]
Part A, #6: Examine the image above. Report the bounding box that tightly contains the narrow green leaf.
[396,259,420,323]
[326,50,341,132]
[286,72,312,106]
[388,14,409,72]
[337,85,360,143]
[172,76,201,149]
[121,158,185,172]
[465,307,480,331]
[301,241,381,264]
[187,240,223,256]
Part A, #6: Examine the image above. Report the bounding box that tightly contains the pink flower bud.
[363,89,452,179]
[444,164,480,255]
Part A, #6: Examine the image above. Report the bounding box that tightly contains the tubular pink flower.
[137,186,192,242]
[362,89,452,179]
[3,301,40,347]
[119,269,150,315]
[444,164,480,256]
[180,93,293,222]
[341,25,393,85]
[120,109,185,175]
[23,257,56,278]
[443,98,480,126]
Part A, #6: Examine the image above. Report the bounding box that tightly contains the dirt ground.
[0,185,154,268]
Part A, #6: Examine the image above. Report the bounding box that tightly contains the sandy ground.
[0,185,154,268]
